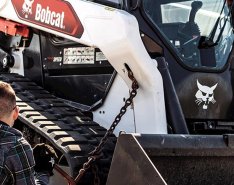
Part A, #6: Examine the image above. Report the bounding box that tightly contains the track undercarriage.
[0,73,116,184]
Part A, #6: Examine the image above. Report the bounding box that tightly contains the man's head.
[0,81,18,126]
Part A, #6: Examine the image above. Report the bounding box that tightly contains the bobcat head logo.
[195,80,217,110]
[22,0,34,18]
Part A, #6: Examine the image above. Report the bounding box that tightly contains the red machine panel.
[12,0,84,38]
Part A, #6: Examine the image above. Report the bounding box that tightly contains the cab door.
[128,0,234,134]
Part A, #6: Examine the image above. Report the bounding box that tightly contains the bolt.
[3,58,7,66]
[207,122,214,129]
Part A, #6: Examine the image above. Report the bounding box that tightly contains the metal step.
[0,73,116,184]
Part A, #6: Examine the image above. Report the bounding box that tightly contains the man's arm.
[4,137,49,185]
[35,173,49,185]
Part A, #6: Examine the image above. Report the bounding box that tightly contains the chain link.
[74,69,139,183]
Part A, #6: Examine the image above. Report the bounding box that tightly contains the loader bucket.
[106,134,234,185]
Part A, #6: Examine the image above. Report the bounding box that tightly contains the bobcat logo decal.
[22,0,34,18]
[195,80,217,110]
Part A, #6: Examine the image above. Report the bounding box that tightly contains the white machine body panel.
[0,0,167,134]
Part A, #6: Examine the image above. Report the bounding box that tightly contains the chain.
[74,69,139,183]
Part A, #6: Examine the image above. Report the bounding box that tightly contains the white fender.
[0,0,167,134]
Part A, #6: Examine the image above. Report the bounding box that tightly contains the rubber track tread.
[0,73,116,184]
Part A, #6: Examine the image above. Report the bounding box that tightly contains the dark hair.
[0,81,16,118]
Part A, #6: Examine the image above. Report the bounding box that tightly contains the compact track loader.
[0,0,234,184]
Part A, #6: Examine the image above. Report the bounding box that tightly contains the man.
[0,81,56,185]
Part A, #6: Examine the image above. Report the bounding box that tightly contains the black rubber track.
[0,73,116,184]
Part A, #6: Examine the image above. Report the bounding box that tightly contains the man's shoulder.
[0,125,26,148]
[4,130,33,161]
[0,126,32,168]
[0,124,23,137]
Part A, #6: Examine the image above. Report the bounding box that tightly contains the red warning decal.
[11,0,84,38]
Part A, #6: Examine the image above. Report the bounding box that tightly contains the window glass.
[143,0,234,69]
[85,0,123,7]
